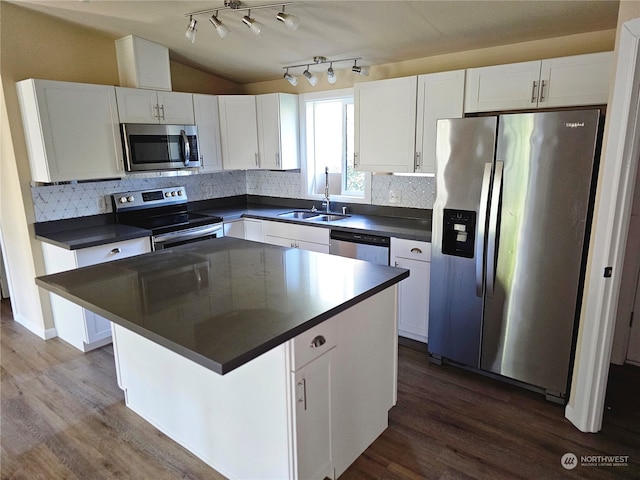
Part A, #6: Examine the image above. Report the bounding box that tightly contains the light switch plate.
[389,190,401,203]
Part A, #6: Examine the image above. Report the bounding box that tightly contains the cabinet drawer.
[263,221,329,245]
[76,237,150,267]
[291,318,337,370]
[390,237,431,262]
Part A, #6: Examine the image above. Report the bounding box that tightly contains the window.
[300,89,370,203]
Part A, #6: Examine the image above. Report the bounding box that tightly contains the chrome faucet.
[322,166,330,213]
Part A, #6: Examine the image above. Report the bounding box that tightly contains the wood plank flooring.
[2,298,639,479]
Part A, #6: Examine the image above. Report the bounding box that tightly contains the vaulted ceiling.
[9,0,620,84]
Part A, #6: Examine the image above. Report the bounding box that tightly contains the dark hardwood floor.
[2,297,639,479]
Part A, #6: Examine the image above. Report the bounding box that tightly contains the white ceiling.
[9,0,620,84]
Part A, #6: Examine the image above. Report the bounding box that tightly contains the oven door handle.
[181,129,190,167]
[152,224,222,246]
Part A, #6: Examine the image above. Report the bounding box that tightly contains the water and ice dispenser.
[442,209,476,258]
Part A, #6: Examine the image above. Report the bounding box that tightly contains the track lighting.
[284,69,298,86]
[352,59,370,76]
[327,63,336,84]
[184,2,297,42]
[185,16,197,43]
[209,12,229,38]
[303,67,318,86]
[282,56,368,87]
[276,5,300,30]
[242,10,262,35]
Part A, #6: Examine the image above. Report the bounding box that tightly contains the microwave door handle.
[476,162,492,297]
[181,129,190,166]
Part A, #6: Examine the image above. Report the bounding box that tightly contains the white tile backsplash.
[31,170,435,222]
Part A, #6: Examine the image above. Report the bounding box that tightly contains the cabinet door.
[219,95,260,170]
[115,86,161,123]
[244,219,264,242]
[354,76,417,172]
[257,93,299,170]
[415,70,465,174]
[539,52,613,108]
[391,238,430,343]
[464,61,541,113]
[193,94,223,172]
[17,79,124,183]
[293,348,335,480]
[157,91,195,124]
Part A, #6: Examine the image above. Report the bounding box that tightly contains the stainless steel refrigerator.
[428,109,602,402]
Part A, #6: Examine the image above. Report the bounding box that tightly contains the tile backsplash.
[31,170,435,222]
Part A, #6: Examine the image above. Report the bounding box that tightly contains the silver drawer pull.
[310,335,326,348]
[410,247,422,254]
[110,248,122,254]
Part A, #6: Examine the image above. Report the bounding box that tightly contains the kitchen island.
[36,237,409,480]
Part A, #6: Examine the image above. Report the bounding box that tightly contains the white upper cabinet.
[354,76,417,173]
[256,93,299,170]
[16,79,124,183]
[465,51,613,113]
[355,71,465,174]
[218,95,260,170]
[115,86,194,124]
[193,94,223,172]
[415,70,466,174]
[115,35,172,91]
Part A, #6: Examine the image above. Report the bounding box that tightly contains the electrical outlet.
[389,190,401,204]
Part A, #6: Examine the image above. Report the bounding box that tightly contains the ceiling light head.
[276,6,300,31]
[284,69,298,86]
[242,11,262,35]
[209,12,228,38]
[185,16,197,43]
[327,64,337,84]
[303,67,318,87]
[352,60,370,76]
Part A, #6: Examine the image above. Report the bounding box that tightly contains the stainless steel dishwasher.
[329,230,390,266]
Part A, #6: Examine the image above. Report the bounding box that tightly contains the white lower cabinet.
[42,237,151,351]
[262,220,330,253]
[224,218,264,241]
[391,237,431,343]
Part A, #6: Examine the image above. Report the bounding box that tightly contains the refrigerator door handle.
[476,162,493,297]
[486,161,503,298]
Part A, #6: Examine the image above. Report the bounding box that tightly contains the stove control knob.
[119,196,127,204]
[171,191,177,196]
[177,190,183,196]
[164,192,171,197]
[127,196,134,202]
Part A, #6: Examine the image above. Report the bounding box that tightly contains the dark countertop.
[34,197,431,250]
[36,237,409,375]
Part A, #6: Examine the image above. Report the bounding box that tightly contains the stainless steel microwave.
[121,124,200,172]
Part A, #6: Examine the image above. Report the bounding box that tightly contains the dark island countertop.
[36,237,409,374]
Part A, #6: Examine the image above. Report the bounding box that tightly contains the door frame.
[566,17,640,432]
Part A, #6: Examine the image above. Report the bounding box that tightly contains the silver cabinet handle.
[353,152,358,168]
[153,104,160,120]
[255,153,260,167]
[276,152,280,168]
[539,80,547,102]
[415,152,421,170]
[159,104,165,120]
[181,129,190,166]
[297,379,307,411]
[531,81,538,104]
[310,335,326,348]
[110,248,121,254]
[410,247,422,254]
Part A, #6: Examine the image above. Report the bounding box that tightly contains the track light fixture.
[276,5,300,30]
[282,56,368,87]
[352,59,370,76]
[284,68,298,86]
[209,12,229,38]
[185,16,197,43]
[242,10,262,35]
[184,1,298,42]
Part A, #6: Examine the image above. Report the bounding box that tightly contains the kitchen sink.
[314,214,350,222]
[277,210,321,219]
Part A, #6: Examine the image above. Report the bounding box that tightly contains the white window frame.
[298,89,371,204]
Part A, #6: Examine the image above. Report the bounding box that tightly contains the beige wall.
[243,29,615,95]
